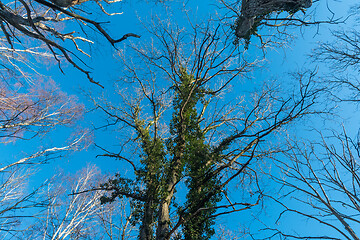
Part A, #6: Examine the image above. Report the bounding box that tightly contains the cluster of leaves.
[99,68,224,239]
[171,68,223,239]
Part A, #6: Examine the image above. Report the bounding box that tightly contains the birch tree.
[0,80,86,236]
[12,165,135,240]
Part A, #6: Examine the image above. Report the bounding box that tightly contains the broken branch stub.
[49,0,88,7]
[235,0,312,39]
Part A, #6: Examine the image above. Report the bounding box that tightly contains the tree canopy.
[0,0,359,240]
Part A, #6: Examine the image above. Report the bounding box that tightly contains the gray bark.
[49,0,89,7]
[139,196,155,240]
[156,123,186,240]
[236,0,312,38]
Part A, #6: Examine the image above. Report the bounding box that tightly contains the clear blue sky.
[1,0,358,238]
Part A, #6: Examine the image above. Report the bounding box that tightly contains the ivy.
[169,68,222,240]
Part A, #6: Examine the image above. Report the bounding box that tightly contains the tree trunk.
[139,196,155,240]
[156,123,186,240]
[236,0,313,38]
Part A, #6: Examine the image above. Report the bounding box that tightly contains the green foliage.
[183,140,222,240]
[134,117,167,233]
[100,175,137,204]
[101,67,224,239]
[101,109,167,235]
[169,68,222,239]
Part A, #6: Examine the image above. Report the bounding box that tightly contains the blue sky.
[1,0,360,238]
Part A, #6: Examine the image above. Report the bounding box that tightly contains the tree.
[256,7,360,239]
[0,1,346,239]
[0,80,82,143]
[0,0,150,235]
[9,164,135,240]
[263,129,360,240]
[312,29,360,104]
[0,0,140,86]
[95,195,136,240]
[233,0,312,38]
[219,0,339,49]
[93,18,321,240]
[0,80,87,236]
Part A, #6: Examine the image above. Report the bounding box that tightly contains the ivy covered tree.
[93,19,321,240]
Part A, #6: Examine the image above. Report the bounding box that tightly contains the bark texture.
[236,0,312,38]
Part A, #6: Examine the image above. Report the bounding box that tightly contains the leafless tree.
[259,128,360,240]
[0,132,89,236]
[0,79,86,173]
[253,5,360,239]
[0,0,140,86]
[28,165,104,240]
[219,0,340,49]
[96,195,136,240]
[16,164,134,240]
[312,29,360,103]
[0,80,83,143]
[0,79,90,237]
